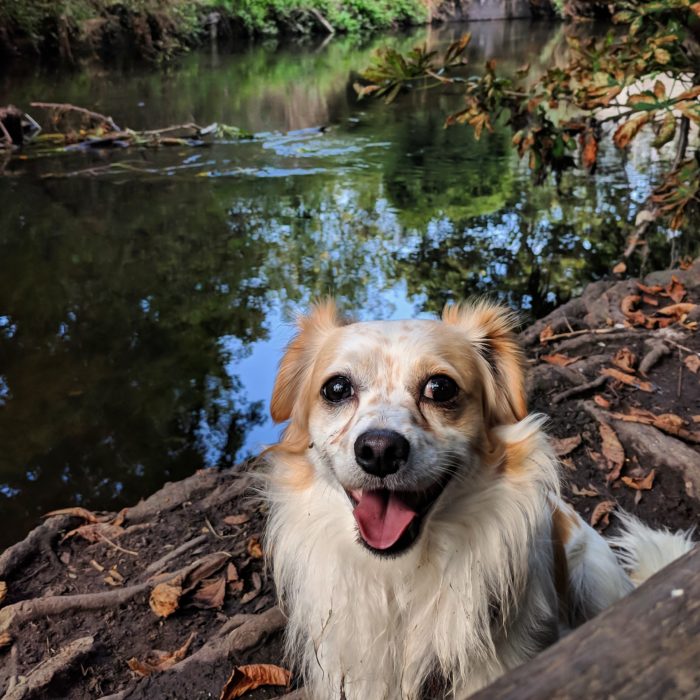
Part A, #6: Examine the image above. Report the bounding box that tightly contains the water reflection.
[0,19,695,547]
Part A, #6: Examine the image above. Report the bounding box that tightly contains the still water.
[0,20,693,547]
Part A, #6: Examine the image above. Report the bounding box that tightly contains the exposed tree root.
[4,636,94,700]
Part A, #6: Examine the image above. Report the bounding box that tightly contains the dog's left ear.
[442,301,527,425]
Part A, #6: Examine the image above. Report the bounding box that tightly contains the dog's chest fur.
[266,441,560,700]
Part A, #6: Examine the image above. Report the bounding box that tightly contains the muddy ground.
[1,261,698,700]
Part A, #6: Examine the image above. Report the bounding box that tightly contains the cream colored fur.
[263,302,695,699]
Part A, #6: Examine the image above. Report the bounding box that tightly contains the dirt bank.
[0,261,698,699]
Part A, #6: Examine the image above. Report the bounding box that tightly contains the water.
[0,20,694,548]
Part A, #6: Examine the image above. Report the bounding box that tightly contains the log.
[471,546,700,700]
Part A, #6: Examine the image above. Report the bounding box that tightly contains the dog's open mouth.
[347,475,452,555]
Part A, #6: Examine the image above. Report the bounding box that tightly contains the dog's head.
[268,299,527,556]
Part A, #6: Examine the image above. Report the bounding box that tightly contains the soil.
[0,261,698,700]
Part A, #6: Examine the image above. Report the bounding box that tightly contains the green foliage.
[358,0,700,235]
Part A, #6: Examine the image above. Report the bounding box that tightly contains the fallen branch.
[540,326,632,343]
[3,636,95,700]
[552,375,608,404]
[29,102,119,131]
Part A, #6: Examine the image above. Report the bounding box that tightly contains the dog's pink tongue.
[353,490,417,550]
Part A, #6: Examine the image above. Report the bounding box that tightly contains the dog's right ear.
[270,299,342,423]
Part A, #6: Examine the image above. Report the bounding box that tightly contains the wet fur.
[263,300,694,699]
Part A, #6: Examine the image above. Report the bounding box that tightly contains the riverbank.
[0,0,563,66]
[1,262,698,699]
[0,0,425,65]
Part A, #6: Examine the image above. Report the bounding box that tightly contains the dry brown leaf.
[104,574,123,587]
[226,563,240,582]
[590,500,616,529]
[664,276,686,303]
[598,420,625,482]
[684,355,700,374]
[539,324,555,344]
[571,484,599,497]
[128,632,195,677]
[220,663,291,700]
[541,353,581,367]
[43,507,105,523]
[550,435,582,457]
[600,367,653,392]
[656,302,696,320]
[240,572,262,604]
[0,581,6,604]
[190,576,226,610]
[636,282,663,296]
[0,631,11,650]
[642,294,659,307]
[224,513,251,526]
[593,395,611,409]
[620,294,647,326]
[150,582,182,618]
[612,261,626,275]
[621,470,656,491]
[608,410,700,444]
[247,537,263,559]
[612,347,637,374]
[560,457,576,471]
[62,522,126,544]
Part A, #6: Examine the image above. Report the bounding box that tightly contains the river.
[0,19,693,547]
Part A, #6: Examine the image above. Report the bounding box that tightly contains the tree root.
[144,535,209,575]
[0,583,151,639]
[639,339,671,375]
[3,636,94,700]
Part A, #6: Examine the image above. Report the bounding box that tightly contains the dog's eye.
[322,375,354,403]
[423,375,459,403]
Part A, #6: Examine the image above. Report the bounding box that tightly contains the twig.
[98,533,138,557]
[144,535,208,574]
[542,327,628,343]
[673,116,690,170]
[677,348,683,399]
[204,516,237,540]
[29,102,119,131]
[139,122,203,136]
[552,375,608,404]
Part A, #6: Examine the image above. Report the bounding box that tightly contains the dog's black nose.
[354,430,410,477]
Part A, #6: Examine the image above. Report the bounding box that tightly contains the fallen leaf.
[593,395,611,409]
[223,513,251,526]
[104,574,123,587]
[642,294,659,307]
[550,435,582,457]
[190,576,226,610]
[240,572,262,604]
[43,507,104,523]
[684,355,700,374]
[0,581,6,604]
[612,347,637,374]
[612,261,626,275]
[598,420,625,482]
[571,484,599,497]
[541,353,581,367]
[247,537,263,559]
[560,458,576,471]
[621,469,656,491]
[664,276,686,303]
[89,559,105,572]
[656,302,696,320]
[636,282,663,296]
[226,563,240,582]
[62,521,126,544]
[608,410,700,444]
[128,632,195,677]
[150,582,182,618]
[220,663,291,700]
[539,324,555,344]
[620,295,647,326]
[600,367,653,392]
[0,631,11,650]
[693,415,700,424]
[590,500,616,529]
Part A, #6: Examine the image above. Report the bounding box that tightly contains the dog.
[262,299,694,699]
